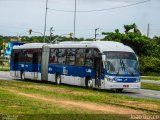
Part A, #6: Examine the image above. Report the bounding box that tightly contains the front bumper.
[103,80,141,89]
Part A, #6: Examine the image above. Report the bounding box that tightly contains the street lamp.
[95,28,99,41]
[51,33,71,44]
[29,29,44,36]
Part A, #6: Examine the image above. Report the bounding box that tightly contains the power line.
[48,0,151,13]
[0,25,51,32]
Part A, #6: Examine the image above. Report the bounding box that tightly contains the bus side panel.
[48,64,95,87]
[15,63,41,80]
[37,64,42,81]
[10,52,19,77]
[67,66,95,87]
[10,62,19,77]
[23,63,33,79]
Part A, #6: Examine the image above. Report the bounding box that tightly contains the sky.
[0,0,160,38]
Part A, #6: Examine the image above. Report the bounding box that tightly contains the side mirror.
[102,55,106,61]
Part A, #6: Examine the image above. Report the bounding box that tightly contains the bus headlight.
[106,77,112,82]
[106,77,116,82]
[107,78,112,82]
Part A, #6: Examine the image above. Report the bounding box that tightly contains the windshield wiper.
[119,59,135,76]
[116,59,124,76]
[123,62,135,76]
[116,67,121,76]
[125,65,135,76]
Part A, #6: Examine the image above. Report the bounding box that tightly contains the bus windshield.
[104,51,140,76]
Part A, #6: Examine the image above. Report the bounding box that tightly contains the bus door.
[94,57,102,87]
[32,52,39,79]
[13,52,19,77]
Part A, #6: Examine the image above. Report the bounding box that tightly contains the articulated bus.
[10,41,141,91]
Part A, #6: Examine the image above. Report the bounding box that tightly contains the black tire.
[115,89,123,93]
[86,77,93,88]
[56,74,61,85]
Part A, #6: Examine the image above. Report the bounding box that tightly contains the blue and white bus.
[10,41,141,91]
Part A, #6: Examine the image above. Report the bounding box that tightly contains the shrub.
[139,57,160,76]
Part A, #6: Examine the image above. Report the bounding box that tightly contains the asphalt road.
[142,80,160,84]
[0,71,16,80]
[0,71,160,100]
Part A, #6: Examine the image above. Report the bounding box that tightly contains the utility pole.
[73,0,77,41]
[43,0,49,43]
[50,27,54,42]
[17,32,19,42]
[95,28,99,41]
[147,24,150,37]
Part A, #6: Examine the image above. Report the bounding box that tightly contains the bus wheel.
[21,71,25,80]
[86,78,93,88]
[56,74,61,85]
[115,89,123,93]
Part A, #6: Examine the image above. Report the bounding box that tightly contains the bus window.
[19,50,26,63]
[93,48,100,57]
[57,49,66,64]
[26,49,33,63]
[85,48,93,67]
[76,49,85,66]
[86,48,93,58]
[11,50,14,61]
[14,53,19,63]
[66,49,76,65]
[12,49,20,63]
[49,49,58,64]
[38,49,42,64]
[33,52,38,64]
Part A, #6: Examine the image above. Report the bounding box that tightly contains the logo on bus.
[63,67,68,75]
[86,69,92,73]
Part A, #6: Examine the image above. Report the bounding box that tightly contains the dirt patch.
[122,101,160,111]
[0,87,144,114]
[8,105,19,108]
[21,85,94,96]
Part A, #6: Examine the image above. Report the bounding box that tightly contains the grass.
[142,82,160,91]
[0,80,160,120]
[0,89,115,120]
[0,66,10,71]
[141,76,160,81]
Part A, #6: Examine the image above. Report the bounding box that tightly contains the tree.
[102,23,160,75]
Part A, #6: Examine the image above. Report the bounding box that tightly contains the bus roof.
[13,41,134,53]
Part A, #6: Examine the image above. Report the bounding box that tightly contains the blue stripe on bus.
[10,61,139,82]
[115,77,138,83]
[48,64,96,79]
[10,62,41,73]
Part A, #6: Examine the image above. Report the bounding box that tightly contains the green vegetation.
[0,66,10,71]
[0,80,146,120]
[102,23,160,76]
[141,76,160,81]
[142,83,160,91]
[0,23,160,75]
[0,80,160,116]
[0,56,9,71]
